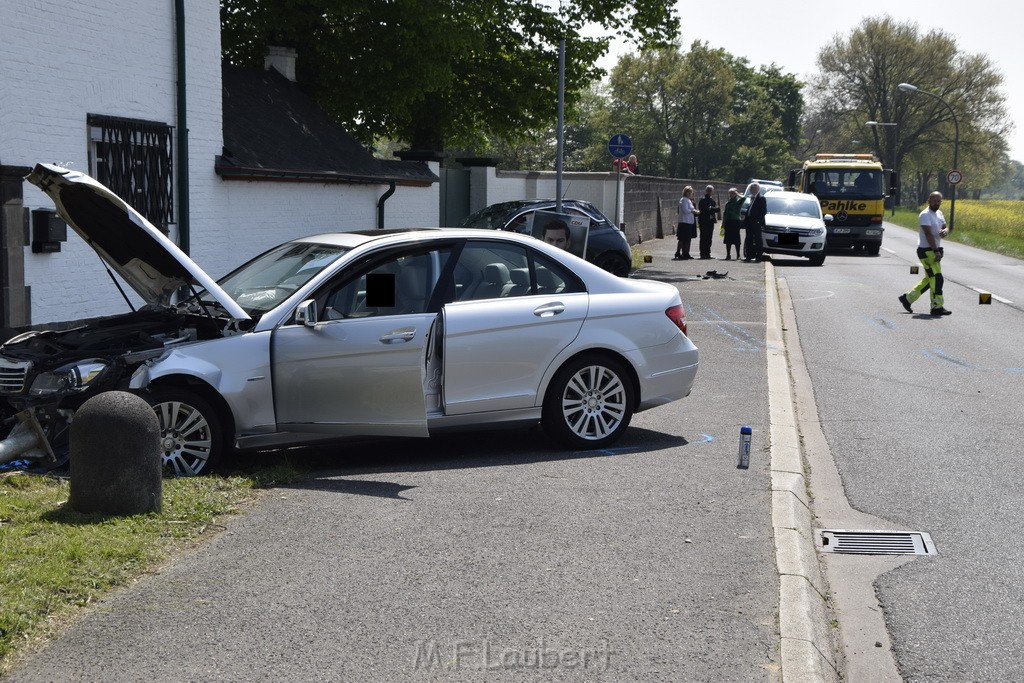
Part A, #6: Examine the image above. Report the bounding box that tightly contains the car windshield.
[745,183,782,197]
[765,196,822,218]
[188,242,349,315]
[808,169,881,196]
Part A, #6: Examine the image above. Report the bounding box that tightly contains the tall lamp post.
[866,120,898,215]
[897,82,959,233]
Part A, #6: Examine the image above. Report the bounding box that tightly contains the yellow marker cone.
[910,265,920,274]
[979,291,992,305]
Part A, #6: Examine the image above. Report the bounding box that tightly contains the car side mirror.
[823,214,834,223]
[295,300,318,327]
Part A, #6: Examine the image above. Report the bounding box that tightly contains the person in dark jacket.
[721,188,744,260]
[743,183,768,262]
[697,185,721,259]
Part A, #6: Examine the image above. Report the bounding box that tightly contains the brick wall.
[1,0,438,325]
[0,0,222,323]
[463,166,737,247]
[195,172,439,281]
[623,177,739,244]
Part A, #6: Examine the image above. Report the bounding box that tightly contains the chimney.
[264,46,297,82]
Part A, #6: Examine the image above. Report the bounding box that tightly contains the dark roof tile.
[218,63,436,185]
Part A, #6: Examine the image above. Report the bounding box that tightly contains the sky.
[594,0,1024,164]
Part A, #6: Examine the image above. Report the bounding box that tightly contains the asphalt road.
[7,239,784,682]
[780,221,1024,681]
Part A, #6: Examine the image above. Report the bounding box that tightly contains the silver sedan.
[1,165,699,475]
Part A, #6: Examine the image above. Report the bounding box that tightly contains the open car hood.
[26,164,249,321]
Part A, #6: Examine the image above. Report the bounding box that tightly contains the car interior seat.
[475,263,511,299]
[507,268,532,297]
[397,265,429,313]
[535,267,564,294]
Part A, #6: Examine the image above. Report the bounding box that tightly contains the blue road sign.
[608,134,633,159]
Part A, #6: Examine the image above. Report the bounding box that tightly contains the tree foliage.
[812,16,1011,202]
[593,42,801,181]
[221,0,679,151]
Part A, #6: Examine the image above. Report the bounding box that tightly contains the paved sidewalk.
[8,236,821,682]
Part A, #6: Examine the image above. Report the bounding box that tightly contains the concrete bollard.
[70,391,162,515]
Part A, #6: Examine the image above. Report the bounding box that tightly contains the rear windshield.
[460,203,517,229]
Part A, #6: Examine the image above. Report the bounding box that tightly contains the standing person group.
[674,186,696,260]
[671,182,771,262]
[743,183,767,262]
[898,191,952,316]
[697,185,721,260]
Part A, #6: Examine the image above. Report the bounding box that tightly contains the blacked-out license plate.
[776,233,799,245]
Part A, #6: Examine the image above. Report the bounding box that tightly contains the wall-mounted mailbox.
[31,209,67,253]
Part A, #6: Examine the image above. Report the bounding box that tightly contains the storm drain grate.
[817,529,937,556]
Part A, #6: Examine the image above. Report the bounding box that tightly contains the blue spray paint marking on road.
[866,316,896,331]
[692,303,763,352]
[697,433,714,443]
[920,348,979,370]
[589,445,642,455]
[920,350,1024,374]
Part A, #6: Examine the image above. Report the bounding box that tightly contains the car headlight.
[813,227,826,236]
[29,359,112,396]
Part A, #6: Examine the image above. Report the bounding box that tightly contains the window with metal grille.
[87,114,174,230]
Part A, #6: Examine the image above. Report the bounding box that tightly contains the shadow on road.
[235,426,691,498]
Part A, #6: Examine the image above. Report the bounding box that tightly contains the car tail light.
[665,305,688,337]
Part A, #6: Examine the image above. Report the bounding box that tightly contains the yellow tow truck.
[787,153,898,255]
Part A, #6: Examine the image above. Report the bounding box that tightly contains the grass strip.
[0,461,302,674]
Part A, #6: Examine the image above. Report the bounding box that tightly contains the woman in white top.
[675,186,697,260]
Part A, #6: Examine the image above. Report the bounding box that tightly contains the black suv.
[460,199,633,277]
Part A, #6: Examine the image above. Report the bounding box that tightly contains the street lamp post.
[897,82,959,232]
[866,120,898,215]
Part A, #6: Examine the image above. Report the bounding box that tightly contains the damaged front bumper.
[0,410,59,466]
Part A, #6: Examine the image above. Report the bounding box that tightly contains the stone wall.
[464,166,739,247]
[622,177,741,245]
[0,0,438,325]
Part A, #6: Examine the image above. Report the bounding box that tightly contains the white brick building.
[0,0,438,327]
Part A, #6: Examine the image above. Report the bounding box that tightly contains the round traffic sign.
[946,169,963,185]
[608,134,633,159]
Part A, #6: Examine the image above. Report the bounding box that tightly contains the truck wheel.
[145,387,225,476]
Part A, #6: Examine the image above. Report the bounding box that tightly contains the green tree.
[221,0,678,151]
[721,58,802,182]
[600,43,800,180]
[606,45,684,176]
[813,15,1011,203]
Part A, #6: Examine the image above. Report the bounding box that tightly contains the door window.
[453,241,584,301]
[319,246,454,320]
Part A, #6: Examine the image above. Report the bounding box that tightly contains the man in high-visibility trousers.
[899,191,952,316]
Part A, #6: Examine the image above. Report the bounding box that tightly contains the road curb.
[764,262,842,682]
